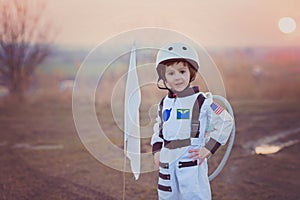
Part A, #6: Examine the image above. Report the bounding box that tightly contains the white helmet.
[156,42,200,80]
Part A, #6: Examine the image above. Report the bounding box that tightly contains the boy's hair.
[158,59,197,82]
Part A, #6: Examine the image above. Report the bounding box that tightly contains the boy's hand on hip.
[188,147,212,166]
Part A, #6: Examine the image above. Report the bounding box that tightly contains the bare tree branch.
[0,0,56,100]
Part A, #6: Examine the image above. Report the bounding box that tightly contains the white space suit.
[151,86,233,200]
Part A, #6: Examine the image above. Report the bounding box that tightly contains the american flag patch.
[210,102,224,115]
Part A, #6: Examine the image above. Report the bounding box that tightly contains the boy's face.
[164,62,191,92]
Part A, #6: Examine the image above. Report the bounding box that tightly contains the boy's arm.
[189,94,234,164]
[151,104,164,155]
[204,98,234,154]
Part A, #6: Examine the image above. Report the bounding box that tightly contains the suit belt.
[159,160,198,169]
[163,138,191,149]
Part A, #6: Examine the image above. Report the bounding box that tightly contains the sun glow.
[278,17,297,34]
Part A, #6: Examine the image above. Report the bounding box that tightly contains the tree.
[0,0,56,100]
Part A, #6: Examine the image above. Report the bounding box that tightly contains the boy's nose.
[175,73,183,79]
[175,74,181,80]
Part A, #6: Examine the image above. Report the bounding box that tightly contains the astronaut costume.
[151,43,234,200]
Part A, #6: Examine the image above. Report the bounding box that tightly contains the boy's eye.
[180,70,186,74]
[167,72,174,76]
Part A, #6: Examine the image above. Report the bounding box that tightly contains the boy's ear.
[165,82,171,89]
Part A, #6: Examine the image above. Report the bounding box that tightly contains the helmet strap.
[156,78,169,90]
[156,78,191,96]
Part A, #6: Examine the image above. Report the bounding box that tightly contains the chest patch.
[162,108,172,122]
[176,109,190,119]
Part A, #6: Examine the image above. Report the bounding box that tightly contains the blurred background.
[0,0,299,199]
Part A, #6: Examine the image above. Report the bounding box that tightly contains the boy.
[151,42,233,200]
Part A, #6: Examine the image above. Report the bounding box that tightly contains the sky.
[45,0,300,48]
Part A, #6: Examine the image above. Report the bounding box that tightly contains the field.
[0,46,300,199]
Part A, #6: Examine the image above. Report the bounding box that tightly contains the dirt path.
[210,101,300,200]
[0,99,300,199]
[0,151,117,200]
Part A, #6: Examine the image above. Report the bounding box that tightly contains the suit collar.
[168,86,199,98]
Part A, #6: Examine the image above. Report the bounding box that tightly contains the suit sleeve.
[204,96,234,154]
[151,103,164,155]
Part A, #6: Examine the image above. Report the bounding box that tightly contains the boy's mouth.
[175,82,184,87]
